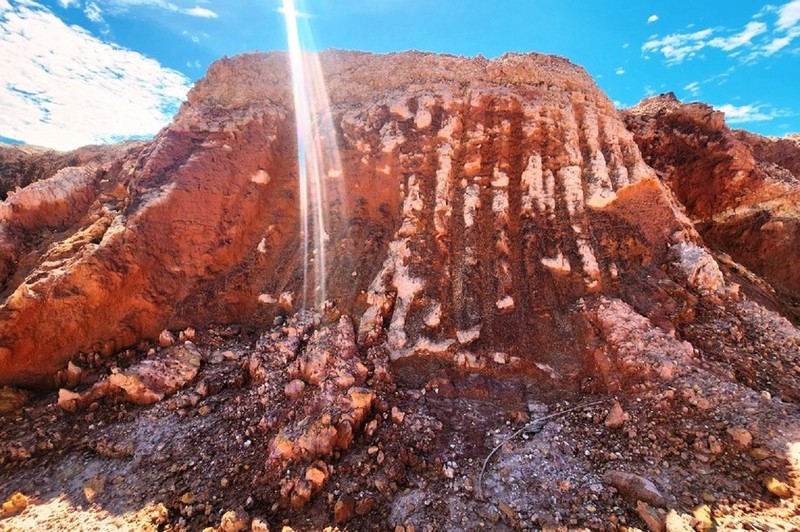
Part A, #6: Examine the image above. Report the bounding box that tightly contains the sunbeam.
[280,0,343,309]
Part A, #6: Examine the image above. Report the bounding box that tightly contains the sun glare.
[280,0,343,309]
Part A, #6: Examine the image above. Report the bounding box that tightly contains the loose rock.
[636,501,665,532]
[604,471,669,508]
[604,401,630,428]
[220,508,250,532]
[726,427,752,448]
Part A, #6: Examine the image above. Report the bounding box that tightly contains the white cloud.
[642,28,713,64]
[56,0,79,7]
[615,67,625,75]
[182,6,217,18]
[0,1,191,150]
[643,1,800,64]
[103,0,219,18]
[84,1,103,22]
[764,27,800,54]
[716,103,790,124]
[684,81,700,96]
[708,21,767,51]
[777,0,800,30]
[648,15,659,24]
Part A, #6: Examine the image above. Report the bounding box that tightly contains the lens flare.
[280,0,343,309]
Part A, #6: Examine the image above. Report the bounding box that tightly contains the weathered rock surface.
[56,343,201,411]
[0,51,706,388]
[623,93,800,320]
[0,142,145,200]
[0,56,798,437]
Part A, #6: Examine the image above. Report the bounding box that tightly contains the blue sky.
[1,0,798,150]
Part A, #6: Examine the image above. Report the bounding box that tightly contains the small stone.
[604,401,630,429]
[498,502,516,521]
[333,496,355,523]
[658,362,676,381]
[750,447,770,460]
[305,467,327,490]
[220,478,229,488]
[198,405,213,416]
[179,328,196,342]
[391,407,405,424]
[284,379,306,400]
[726,427,752,448]
[220,508,250,532]
[604,471,669,508]
[65,361,83,387]
[765,477,792,499]
[365,419,379,437]
[57,388,82,412]
[692,505,712,532]
[251,517,270,532]
[1,492,29,516]
[664,510,694,532]
[355,496,376,516]
[289,481,312,509]
[636,501,665,532]
[159,330,176,347]
[83,475,106,503]
[492,352,509,364]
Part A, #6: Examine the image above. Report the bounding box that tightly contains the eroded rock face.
[623,94,800,318]
[0,52,795,391]
[0,142,145,200]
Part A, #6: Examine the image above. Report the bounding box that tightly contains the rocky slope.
[0,52,799,531]
[0,142,146,200]
[623,94,800,320]
[0,51,711,388]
